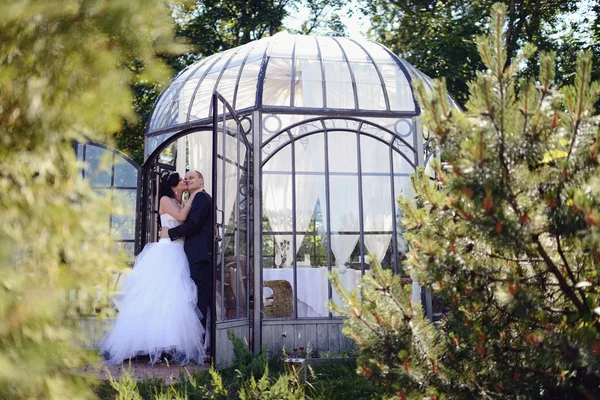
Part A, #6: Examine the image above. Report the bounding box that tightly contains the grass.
[93,359,382,399]
[308,361,385,400]
[93,332,380,399]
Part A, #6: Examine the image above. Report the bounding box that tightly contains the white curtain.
[188,132,213,195]
[293,136,322,263]
[325,177,360,266]
[296,59,323,108]
[361,137,393,264]
[263,139,320,267]
[220,132,246,239]
[318,133,360,266]
[263,146,293,266]
[187,129,245,253]
[176,136,187,175]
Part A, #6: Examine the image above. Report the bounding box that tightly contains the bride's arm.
[159,196,193,222]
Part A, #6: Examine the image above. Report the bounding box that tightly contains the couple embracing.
[100,171,214,365]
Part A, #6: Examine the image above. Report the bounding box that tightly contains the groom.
[168,170,213,330]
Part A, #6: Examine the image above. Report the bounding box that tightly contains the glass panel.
[178,55,222,122]
[327,175,359,266]
[150,83,181,130]
[294,133,324,317]
[270,34,295,58]
[229,41,265,109]
[76,143,84,160]
[262,218,275,268]
[115,242,135,264]
[237,170,249,319]
[146,131,178,159]
[177,77,202,123]
[353,62,386,110]
[353,39,397,64]
[316,37,344,61]
[323,118,361,131]
[222,230,238,320]
[113,158,137,187]
[188,53,220,80]
[208,48,238,73]
[380,63,415,112]
[327,131,357,173]
[263,58,292,106]
[296,180,329,318]
[215,65,242,105]
[295,35,319,59]
[353,62,382,85]
[148,64,199,131]
[320,132,360,274]
[324,61,355,109]
[111,189,138,240]
[223,132,242,248]
[158,141,177,166]
[85,145,112,187]
[325,131,360,321]
[287,116,322,140]
[245,36,269,64]
[188,72,219,121]
[235,59,261,109]
[361,135,393,270]
[357,83,385,110]
[173,63,199,84]
[295,59,323,108]
[331,240,362,316]
[94,189,111,234]
[358,121,396,145]
[215,110,247,321]
[76,143,84,177]
[228,42,254,70]
[262,145,295,318]
[295,133,325,173]
[338,38,369,63]
[393,150,415,276]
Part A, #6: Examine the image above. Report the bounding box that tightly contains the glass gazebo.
[89,33,453,367]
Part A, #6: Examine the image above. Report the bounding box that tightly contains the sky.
[283,1,371,38]
[283,0,596,41]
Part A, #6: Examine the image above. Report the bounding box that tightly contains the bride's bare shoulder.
[158,195,173,214]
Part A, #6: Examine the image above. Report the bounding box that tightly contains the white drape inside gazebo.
[175,131,245,256]
[317,133,360,266]
[263,142,320,267]
[262,132,416,268]
[361,136,393,264]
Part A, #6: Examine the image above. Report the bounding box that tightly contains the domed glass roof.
[147,33,452,135]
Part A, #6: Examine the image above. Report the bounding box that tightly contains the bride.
[99,172,205,365]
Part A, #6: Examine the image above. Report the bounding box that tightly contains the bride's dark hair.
[159,172,180,199]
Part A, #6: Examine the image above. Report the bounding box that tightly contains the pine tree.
[332,3,600,398]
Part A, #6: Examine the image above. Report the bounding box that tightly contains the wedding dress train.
[99,213,205,365]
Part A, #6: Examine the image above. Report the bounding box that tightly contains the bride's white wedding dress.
[99,213,205,365]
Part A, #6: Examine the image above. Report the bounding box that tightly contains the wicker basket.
[263,279,293,318]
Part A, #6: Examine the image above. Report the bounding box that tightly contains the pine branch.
[556,236,587,303]
[540,306,577,316]
[533,236,599,334]
[488,253,544,263]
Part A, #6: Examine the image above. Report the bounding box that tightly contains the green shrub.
[0,0,180,398]
[332,3,600,398]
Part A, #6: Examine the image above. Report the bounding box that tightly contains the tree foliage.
[334,4,600,398]
[361,0,583,106]
[0,0,179,397]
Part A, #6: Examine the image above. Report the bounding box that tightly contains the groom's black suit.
[168,190,213,328]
